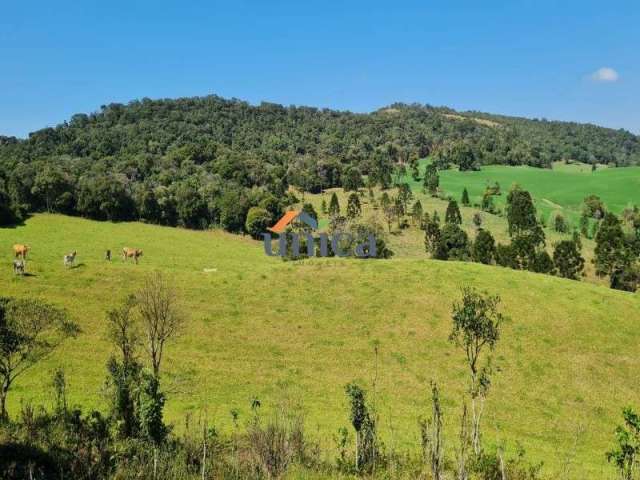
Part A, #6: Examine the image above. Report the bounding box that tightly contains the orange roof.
[268,210,300,234]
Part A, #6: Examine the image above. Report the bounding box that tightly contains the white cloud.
[590,67,619,83]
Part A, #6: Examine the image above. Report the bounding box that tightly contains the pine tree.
[434,223,470,261]
[423,164,439,195]
[445,200,462,225]
[594,212,626,277]
[572,230,582,251]
[495,244,518,269]
[461,188,470,206]
[424,218,441,254]
[328,192,340,217]
[506,187,540,238]
[346,193,362,219]
[506,187,545,269]
[411,200,424,225]
[472,229,496,264]
[531,250,555,274]
[397,183,413,211]
[553,240,585,280]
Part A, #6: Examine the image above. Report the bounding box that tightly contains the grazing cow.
[13,244,29,259]
[13,259,25,276]
[63,251,77,268]
[105,249,112,261]
[122,247,143,264]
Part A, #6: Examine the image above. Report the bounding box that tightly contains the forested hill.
[0,95,638,228]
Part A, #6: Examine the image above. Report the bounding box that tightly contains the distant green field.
[404,162,640,226]
[1,214,639,478]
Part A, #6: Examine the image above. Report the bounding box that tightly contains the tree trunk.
[0,380,9,422]
[471,395,483,455]
[0,393,7,422]
[202,424,207,480]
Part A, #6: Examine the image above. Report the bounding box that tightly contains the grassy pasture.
[1,214,639,478]
[403,162,640,226]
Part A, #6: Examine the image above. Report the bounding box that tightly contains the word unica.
[262,210,377,258]
[262,231,377,258]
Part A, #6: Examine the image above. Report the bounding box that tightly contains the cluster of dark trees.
[423,188,640,292]
[1,96,639,230]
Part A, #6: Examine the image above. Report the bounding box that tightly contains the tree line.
[421,180,640,292]
[1,96,639,230]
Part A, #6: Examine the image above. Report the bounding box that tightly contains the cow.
[105,249,112,261]
[63,251,77,268]
[13,259,25,276]
[122,247,143,264]
[13,244,29,259]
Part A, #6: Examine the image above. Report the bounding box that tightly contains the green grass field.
[403,162,640,226]
[2,213,639,478]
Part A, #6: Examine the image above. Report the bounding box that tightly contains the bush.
[245,207,272,239]
[495,244,518,269]
[531,250,555,274]
[433,223,470,261]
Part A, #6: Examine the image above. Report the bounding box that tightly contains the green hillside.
[2,214,639,478]
[401,161,640,225]
[439,164,640,224]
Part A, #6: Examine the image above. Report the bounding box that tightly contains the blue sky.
[1,1,638,137]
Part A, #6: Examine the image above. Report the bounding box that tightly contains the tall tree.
[594,212,626,278]
[423,164,439,195]
[506,187,540,238]
[449,288,504,455]
[434,223,470,261]
[343,166,363,192]
[553,240,585,280]
[136,272,184,378]
[472,229,496,265]
[106,295,142,438]
[461,187,470,206]
[445,199,463,225]
[411,200,423,226]
[346,193,362,219]
[328,192,341,218]
[424,217,441,254]
[506,187,545,269]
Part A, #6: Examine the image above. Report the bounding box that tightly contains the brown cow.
[122,247,143,264]
[13,244,29,259]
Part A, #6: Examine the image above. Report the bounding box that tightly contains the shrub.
[245,207,272,239]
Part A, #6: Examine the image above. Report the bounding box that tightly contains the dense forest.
[0,95,639,229]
